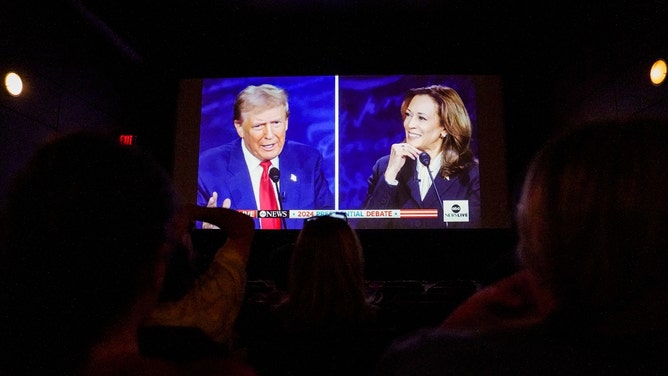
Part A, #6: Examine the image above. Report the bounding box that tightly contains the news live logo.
[442,200,469,222]
[258,210,289,218]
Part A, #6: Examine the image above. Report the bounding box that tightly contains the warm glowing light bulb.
[650,59,667,85]
[4,72,23,96]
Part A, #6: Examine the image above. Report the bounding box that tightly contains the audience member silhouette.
[246,213,395,375]
[0,131,256,375]
[375,119,668,375]
[142,199,255,355]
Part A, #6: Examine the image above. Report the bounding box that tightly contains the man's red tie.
[259,160,281,229]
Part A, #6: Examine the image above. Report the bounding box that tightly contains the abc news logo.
[258,210,289,218]
[443,200,469,222]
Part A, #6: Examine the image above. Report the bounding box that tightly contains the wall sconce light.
[4,72,23,96]
[650,59,667,86]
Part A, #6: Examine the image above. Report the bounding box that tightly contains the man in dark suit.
[198,84,334,229]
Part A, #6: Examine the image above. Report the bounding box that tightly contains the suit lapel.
[398,159,423,207]
[423,175,449,208]
[226,143,257,209]
[275,141,301,207]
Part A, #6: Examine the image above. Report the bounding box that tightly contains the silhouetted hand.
[202,192,232,229]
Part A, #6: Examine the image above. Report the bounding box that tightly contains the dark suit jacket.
[198,139,334,229]
[358,156,480,229]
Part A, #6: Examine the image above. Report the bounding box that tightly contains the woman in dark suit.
[359,85,480,229]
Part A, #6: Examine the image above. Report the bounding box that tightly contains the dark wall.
[0,1,178,205]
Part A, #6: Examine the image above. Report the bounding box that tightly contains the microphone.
[269,167,280,185]
[419,152,444,211]
[418,152,431,168]
[269,167,287,229]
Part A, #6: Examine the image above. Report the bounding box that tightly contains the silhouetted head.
[286,214,372,327]
[517,119,668,317]
[0,131,179,373]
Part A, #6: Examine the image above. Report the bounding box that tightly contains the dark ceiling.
[57,1,668,78]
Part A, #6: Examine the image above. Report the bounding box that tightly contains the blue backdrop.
[338,75,478,209]
[198,75,478,210]
[199,76,337,201]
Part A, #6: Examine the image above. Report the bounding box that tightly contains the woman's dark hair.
[285,216,373,328]
[401,85,476,177]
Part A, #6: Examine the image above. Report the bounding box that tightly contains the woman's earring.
[441,132,447,139]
